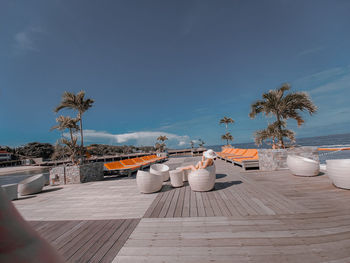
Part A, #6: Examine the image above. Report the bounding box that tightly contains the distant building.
[0,151,12,161]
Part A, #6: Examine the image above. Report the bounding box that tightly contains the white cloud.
[292,65,350,95]
[297,46,324,57]
[14,26,43,52]
[64,130,191,147]
[309,73,350,95]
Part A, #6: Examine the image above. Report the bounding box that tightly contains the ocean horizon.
[206,132,350,164]
[207,132,350,151]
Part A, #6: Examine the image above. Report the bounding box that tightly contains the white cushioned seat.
[188,165,216,192]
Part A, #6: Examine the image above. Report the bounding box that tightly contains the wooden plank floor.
[29,219,140,263]
[144,166,310,218]
[115,216,350,263]
[17,157,350,262]
[15,178,157,220]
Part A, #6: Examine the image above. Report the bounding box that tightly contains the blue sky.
[1,0,350,148]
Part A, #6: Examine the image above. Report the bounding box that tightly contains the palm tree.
[157,135,168,143]
[221,132,234,145]
[54,91,94,161]
[249,83,317,148]
[190,141,195,149]
[198,139,205,147]
[254,121,295,149]
[155,142,165,152]
[50,115,80,143]
[219,116,234,131]
[60,137,79,164]
[156,135,168,151]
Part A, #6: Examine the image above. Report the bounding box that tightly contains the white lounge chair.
[18,174,45,195]
[326,159,350,189]
[150,164,170,182]
[1,183,18,201]
[188,165,216,192]
[287,155,320,176]
[136,170,163,194]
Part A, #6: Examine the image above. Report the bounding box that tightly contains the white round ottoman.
[287,155,320,177]
[176,167,190,181]
[1,183,18,201]
[150,164,170,182]
[188,165,216,192]
[327,159,350,189]
[136,170,163,193]
[18,174,45,195]
[169,170,184,188]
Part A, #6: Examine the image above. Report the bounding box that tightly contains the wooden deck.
[29,219,139,263]
[12,157,350,262]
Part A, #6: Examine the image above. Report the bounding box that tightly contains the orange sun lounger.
[120,158,142,167]
[133,157,151,166]
[104,161,140,177]
[224,149,248,159]
[232,150,259,170]
[216,148,232,157]
[227,149,257,160]
[141,155,158,163]
[218,148,240,159]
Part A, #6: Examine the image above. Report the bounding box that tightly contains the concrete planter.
[50,162,104,185]
[136,170,163,193]
[1,183,18,200]
[188,165,216,192]
[258,147,319,171]
[327,159,350,189]
[150,164,170,182]
[287,155,320,176]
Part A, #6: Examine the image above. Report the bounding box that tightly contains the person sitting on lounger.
[181,149,217,172]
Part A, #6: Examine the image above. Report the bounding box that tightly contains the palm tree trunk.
[276,116,285,149]
[69,129,73,142]
[79,111,84,163]
[226,139,228,145]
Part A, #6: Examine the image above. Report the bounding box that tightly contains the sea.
[1,133,350,186]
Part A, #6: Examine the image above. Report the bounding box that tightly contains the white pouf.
[188,165,216,192]
[136,170,163,194]
[169,170,184,188]
[1,183,18,201]
[18,174,45,195]
[326,159,350,190]
[176,167,190,181]
[287,155,320,177]
[150,164,170,182]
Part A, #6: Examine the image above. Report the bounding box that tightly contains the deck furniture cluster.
[104,154,167,177]
[137,161,218,193]
[216,148,259,170]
